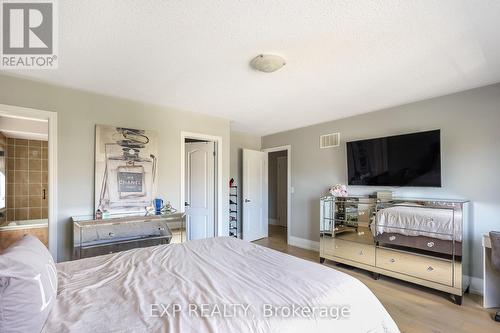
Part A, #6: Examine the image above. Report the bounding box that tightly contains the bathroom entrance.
[0,106,57,258]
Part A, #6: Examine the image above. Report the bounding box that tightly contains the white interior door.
[242,149,268,241]
[185,141,215,240]
[277,156,287,227]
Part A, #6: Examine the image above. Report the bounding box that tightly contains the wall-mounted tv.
[347,130,441,187]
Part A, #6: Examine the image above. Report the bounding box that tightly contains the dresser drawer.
[322,237,375,266]
[376,248,453,286]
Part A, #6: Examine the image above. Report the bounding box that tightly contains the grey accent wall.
[0,74,231,262]
[229,131,261,236]
[262,83,500,280]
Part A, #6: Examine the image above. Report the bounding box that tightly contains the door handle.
[244,199,251,203]
[184,202,190,207]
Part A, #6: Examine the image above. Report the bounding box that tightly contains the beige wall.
[262,83,500,281]
[229,130,261,236]
[0,74,231,261]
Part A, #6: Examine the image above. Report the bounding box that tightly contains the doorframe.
[0,104,58,260]
[262,145,291,244]
[180,131,222,238]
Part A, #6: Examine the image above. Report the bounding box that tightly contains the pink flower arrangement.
[329,184,348,197]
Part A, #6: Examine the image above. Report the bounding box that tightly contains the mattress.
[374,205,460,241]
[43,237,399,333]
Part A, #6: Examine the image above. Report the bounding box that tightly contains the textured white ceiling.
[4,0,500,135]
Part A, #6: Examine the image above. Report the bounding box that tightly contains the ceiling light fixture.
[250,54,286,73]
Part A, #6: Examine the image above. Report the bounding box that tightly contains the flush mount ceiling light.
[250,54,286,73]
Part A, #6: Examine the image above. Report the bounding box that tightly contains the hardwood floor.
[254,225,500,333]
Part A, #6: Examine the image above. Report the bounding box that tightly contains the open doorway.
[263,145,291,245]
[0,105,57,259]
[180,132,222,241]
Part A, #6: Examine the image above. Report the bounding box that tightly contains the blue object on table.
[154,198,163,215]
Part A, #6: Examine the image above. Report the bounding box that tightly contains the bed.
[42,237,399,333]
[373,204,461,255]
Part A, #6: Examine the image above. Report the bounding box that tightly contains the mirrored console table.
[72,212,185,260]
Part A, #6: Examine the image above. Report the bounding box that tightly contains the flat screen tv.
[347,130,441,187]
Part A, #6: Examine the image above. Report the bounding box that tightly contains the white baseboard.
[288,236,320,252]
[469,277,483,296]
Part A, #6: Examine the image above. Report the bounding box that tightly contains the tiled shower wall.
[6,138,48,221]
[0,132,6,224]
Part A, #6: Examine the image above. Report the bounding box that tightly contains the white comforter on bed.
[374,205,459,241]
[43,237,399,333]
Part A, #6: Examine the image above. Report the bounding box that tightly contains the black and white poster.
[95,125,158,215]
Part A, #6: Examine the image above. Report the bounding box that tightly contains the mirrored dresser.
[320,195,470,305]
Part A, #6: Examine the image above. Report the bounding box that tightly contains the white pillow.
[0,235,58,333]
